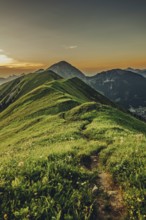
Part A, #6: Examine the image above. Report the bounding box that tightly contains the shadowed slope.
[87,69,146,109]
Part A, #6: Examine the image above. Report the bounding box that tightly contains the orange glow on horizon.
[75,58,146,74]
[0,58,146,77]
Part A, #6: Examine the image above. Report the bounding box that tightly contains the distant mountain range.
[126,67,146,78]
[48,62,146,119]
[0,74,21,85]
[1,61,146,119]
[86,69,146,108]
[0,78,5,85]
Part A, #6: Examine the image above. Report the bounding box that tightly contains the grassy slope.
[0,74,146,219]
[0,70,62,111]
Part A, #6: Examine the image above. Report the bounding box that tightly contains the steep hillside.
[0,78,115,124]
[0,70,115,114]
[0,70,62,111]
[0,72,146,219]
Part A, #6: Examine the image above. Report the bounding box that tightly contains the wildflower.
[4,213,8,220]
[137,198,142,202]
[81,181,87,186]
[18,161,24,167]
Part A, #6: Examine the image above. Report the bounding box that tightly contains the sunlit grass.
[0,75,146,219]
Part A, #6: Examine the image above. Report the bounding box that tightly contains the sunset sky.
[0,0,146,76]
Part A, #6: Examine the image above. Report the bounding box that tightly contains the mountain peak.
[54,60,72,66]
[48,60,79,70]
[48,60,85,79]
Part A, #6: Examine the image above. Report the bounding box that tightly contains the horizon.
[0,60,146,78]
[0,0,146,76]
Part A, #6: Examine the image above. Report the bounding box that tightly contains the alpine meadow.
[0,66,146,219]
[1,0,146,219]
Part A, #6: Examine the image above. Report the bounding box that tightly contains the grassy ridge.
[0,73,146,219]
[0,71,62,112]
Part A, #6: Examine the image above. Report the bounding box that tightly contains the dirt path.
[83,155,127,220]
[79,119,127,219]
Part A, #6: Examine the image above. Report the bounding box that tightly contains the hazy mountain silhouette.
[126,67,146,78]
[0,75,19,85]
[48,61,86,80]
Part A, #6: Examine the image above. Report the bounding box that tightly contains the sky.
[0,0,146,76]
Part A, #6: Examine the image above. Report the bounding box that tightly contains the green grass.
[0,153,97,220]
[0,70,62,112]
[0,73,146,219]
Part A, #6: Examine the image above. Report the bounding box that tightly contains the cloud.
[0,54,15,66]
[62,45,78,50]
[8,62,43,69]
[0,50,43,69]
[68,45,78,49]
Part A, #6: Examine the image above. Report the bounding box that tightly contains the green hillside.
[0,70,62,112]
[0,72,146,220]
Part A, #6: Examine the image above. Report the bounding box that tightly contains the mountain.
[0,69,146,219]
[0,69,116,124]
[126,67,146,78]
[47,62,146,119]
[87,69,146,109]
[48,60,86,80]
[0,70,62,112]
